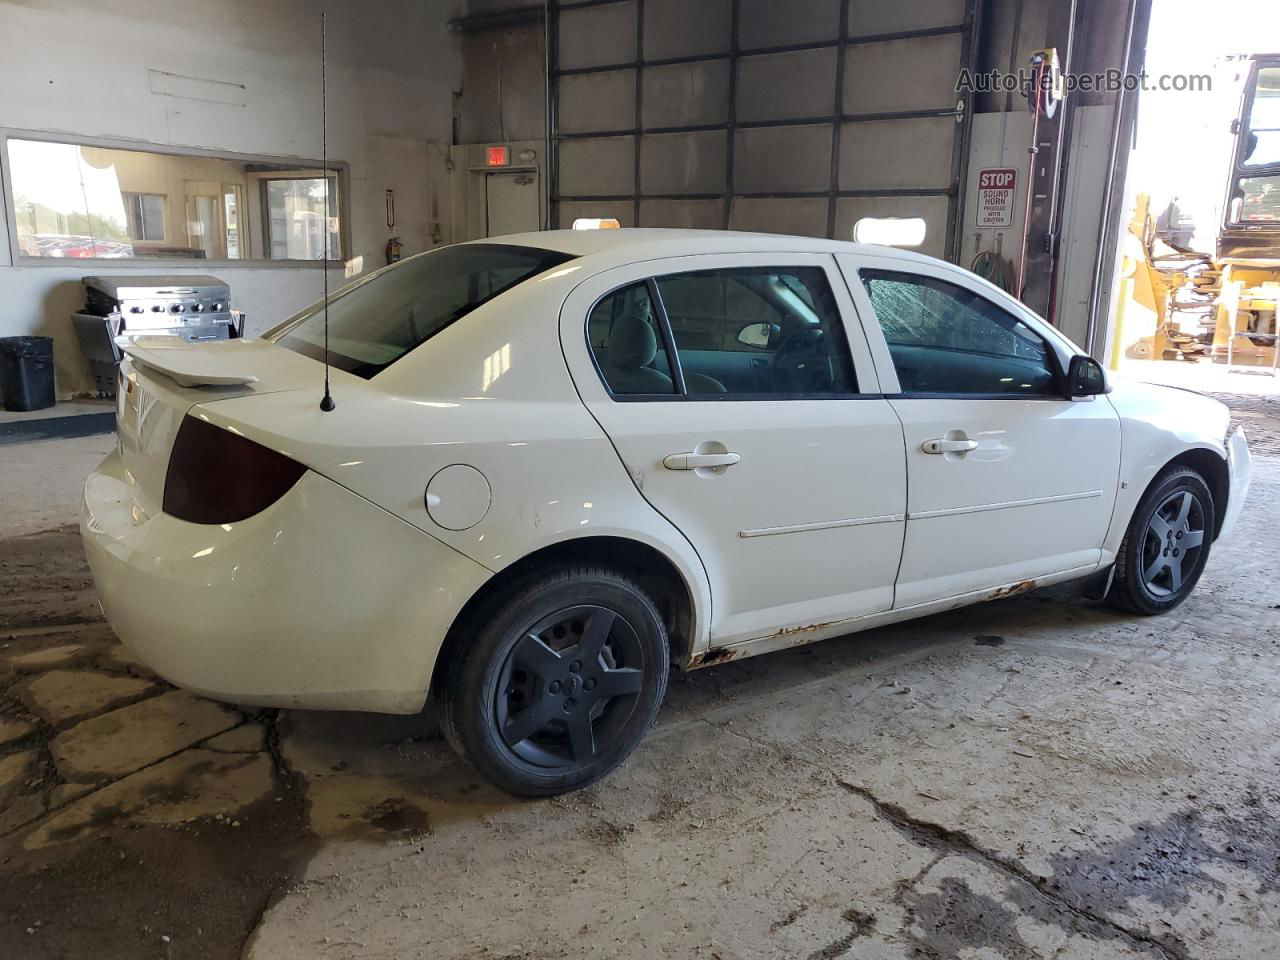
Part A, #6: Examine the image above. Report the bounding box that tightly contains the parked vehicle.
[81,230,1252,795]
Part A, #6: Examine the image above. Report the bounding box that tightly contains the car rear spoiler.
[121,338,260,388]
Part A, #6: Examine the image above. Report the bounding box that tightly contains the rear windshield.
[273,243,574,378]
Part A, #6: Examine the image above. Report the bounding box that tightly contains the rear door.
[561,252,907,646]
[839,253,1121,607]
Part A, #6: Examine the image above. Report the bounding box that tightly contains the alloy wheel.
[1141,490,1206,597]
[494,604,646,769]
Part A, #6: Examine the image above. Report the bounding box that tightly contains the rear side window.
[861,269,1058,396]
[657,267,857,396]
[588,282,676,395]
[275,244,573,378]
[586,266,858,399]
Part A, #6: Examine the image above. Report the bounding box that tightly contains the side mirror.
[1066,355,1107,398]
[737,322,774,349]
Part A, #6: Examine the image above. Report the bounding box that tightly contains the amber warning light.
[486,146,509,167]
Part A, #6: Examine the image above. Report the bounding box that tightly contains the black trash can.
[0,336,57,412]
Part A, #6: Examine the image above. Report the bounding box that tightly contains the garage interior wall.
[0,0,462,397]
[546,0,976,262]
[458,0,1145,351]
[450,14,549,242]
[0,0,1148,399]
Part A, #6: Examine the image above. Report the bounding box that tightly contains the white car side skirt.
[686,563,1098,669]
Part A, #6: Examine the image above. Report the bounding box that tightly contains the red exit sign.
[486,145,509,167]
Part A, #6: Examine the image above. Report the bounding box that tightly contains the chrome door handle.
[663,451,741,470]
[921,438,979,454]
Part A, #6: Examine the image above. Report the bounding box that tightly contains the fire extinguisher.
[385,236,402,264]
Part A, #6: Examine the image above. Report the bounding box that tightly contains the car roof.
[471,228,947,270]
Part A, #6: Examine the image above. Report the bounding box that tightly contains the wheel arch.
[430,535,700,697]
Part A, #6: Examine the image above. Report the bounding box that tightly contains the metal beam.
[449,5,545,33]
[552,24,967,77]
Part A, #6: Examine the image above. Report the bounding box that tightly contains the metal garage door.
[549,0,977,260]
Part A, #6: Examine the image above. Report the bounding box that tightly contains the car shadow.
[278,583,1128,832]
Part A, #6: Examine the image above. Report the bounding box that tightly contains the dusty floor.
[1,416,1278,960]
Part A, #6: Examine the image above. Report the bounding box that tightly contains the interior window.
[6,137,345,261]
[861,269,1058,396]
[123,193,166,242]
[655,267,857,396]
[587,282,676,395]
[264,176,341,260]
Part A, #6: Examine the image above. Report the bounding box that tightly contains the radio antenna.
[319,11,335,412]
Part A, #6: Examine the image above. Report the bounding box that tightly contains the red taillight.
[163,416,306,524]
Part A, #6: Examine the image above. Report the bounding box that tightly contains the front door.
[561,253,907,646]
[840,254,1121,607]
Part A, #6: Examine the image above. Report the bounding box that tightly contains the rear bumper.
[1220,426,1251,540]
[81,449,490,714]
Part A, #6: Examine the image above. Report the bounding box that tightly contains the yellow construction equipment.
[1113,54,1279,374]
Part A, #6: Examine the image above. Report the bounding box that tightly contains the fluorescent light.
[852,217,927,247]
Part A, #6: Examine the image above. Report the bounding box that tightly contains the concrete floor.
[2,421,1278,960]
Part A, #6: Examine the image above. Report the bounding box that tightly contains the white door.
[486,172,540,237]
[838,254,1121,607]
[184,181,225,259]
[561,253,906,646]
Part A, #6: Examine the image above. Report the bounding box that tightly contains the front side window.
[274,244,573,379]
[861,269,1058,396]
[655,267,858,396]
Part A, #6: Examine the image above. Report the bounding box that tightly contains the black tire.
[442,565,669,796]
[1108,466,1215,616]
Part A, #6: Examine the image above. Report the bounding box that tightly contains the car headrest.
[608,312,658,369]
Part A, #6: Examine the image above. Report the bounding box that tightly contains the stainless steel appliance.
[72,275,244,396]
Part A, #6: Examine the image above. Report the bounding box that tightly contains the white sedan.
[82,229,1251,795]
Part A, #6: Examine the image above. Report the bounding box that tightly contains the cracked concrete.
[49,689,240,782]
[0,430,1278,959]
[19,668,156,724]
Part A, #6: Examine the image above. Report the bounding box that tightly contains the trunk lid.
[115,337,328,517]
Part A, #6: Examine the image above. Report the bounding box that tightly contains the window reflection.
[265,177,340,260]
